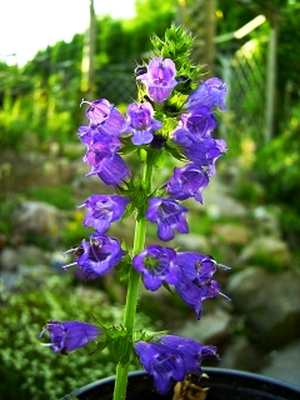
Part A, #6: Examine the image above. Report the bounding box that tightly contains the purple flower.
[39,320,101,355]
[184,77,227,111]
[165,163,210,203]
[134,341,186,393]
[132,245,180,291]
[81,128,122,154]
[81,98,126,137]
[184,137,227,176]
[134,335,219,393]
[172,131,227,176]
[159,335,219,375]
[121,102,163,145]
[63,234,125,279]
[84,146,131,186]
[136,57,178,103]
[78,194,130,234]
[174,252,229,319]
[179,106,218,138]
[146,198,189,241]
[78,125,93,146]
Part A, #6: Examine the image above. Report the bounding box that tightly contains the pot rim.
[70,367,300,398]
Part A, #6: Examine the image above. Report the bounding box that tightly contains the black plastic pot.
[66,368,300,400]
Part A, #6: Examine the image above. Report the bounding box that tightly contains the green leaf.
[119,137,138,155]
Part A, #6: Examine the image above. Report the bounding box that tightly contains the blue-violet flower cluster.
[40,27,229,400]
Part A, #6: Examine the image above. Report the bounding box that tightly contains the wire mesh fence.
[222,37,268,152]
[95,65,137,105]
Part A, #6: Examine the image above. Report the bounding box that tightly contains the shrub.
[0,272,148,400]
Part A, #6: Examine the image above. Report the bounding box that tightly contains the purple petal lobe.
[136,58,178,103]
[77,234,125,279]
[146,198,189,241]
[132,245,180,290]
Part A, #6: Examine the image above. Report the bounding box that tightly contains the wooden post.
[264,21,278,143]
[177,0,216,76]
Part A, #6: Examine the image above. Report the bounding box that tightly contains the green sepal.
[119,136,138,156]
[122,199,135,219]
[84,321,110,354]
[94,338,109,353]
[162,281,174,294]
[148,147,165,169]
[132,329,168,343]
[175,75,194,95]
[164,140,186,162]
[124,176,151,220]
[152,185,167,199]
[114,336,132,366]
[106,325,132,366]
[114,252,132,282]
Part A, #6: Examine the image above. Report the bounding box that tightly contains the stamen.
[218,263,231,270]
[39,327,47,339]
[80,98,91,107]
[62,248,76,256]
[219,291,231,302]
[62,262,78,270]
[62,246,84,257]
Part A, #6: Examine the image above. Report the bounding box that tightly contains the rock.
[0,247,20,271]
[1,264,58,292]
[175,307,232,345]
[259,340,300,386]
[213,224,250,246]
[0,245,51,271]
[238,236,292,271]
[174,234,211,254]
[227,267,300,348]
[251,206,282,237]
[219,336,266,372]
[13,200,64,236]
[202,178,248,219]
[0,150,74,191]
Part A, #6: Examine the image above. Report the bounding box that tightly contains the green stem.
[112,155,153,400]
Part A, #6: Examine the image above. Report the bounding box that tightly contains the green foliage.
[0,3,176,151]
[0,92,33,151]
[255,104,300,208]
[276,4,300,119]
[0,194,16,236]
[0,273,149,400]
[61,209,93,248]
[217,0,253,35]
[26,186,76,211]
[254,103,300,249]
[231,180,264,205]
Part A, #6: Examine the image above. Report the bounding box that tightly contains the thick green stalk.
[112,156,153,400]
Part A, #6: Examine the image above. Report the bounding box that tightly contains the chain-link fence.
[95,65,137,105]
[221,36,269,152]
